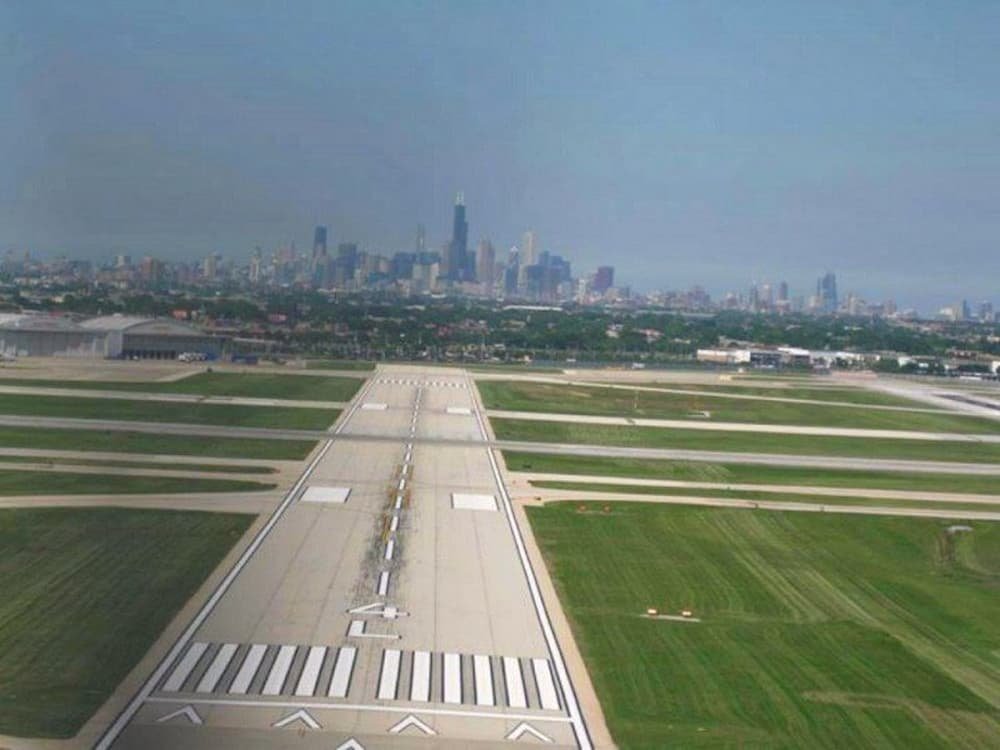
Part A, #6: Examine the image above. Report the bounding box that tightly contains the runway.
[95,366,597,749]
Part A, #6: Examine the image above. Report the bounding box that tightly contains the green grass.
[596,382,934,408]
[0,426,315,460]
[529,481,1000,514]
[0,393,339,430]
[0,454,276,474]
[480,381,1000,433]
[1,371,364,400]
[503,452,1000,495]
[493,418,1000,464]
[0,507,253,738]
[0,470,273,495]
[527,503,1000,748]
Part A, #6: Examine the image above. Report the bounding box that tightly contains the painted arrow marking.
[389,714,437,736]
[506,721,554,743]
[272,708,321,730]
[334,739,366,750]
[155,704,202,725]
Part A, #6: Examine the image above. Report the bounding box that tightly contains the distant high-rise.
[520,230,537,268]
[447,193,469,281]
[777,281,789,302]
[593,265,615,293]
[415,224,426,254]
[816,272,838,314]
[313,226,328,259]
[476,240,496,287]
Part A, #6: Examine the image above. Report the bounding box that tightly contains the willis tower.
[448,192,470,281]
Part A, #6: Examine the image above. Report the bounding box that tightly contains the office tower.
[777,281,789,302]
[312,226,328,259]
[979,301,994,322]
[249,247,262,283]
[115,254,132,268]
[447,192,469,281]
[593,265,615,293]
[520,230,537,267]
[476,240,496,286]
[203,253,219,280]
[816,272,838,314]
[415,224,426,254]
[336,243,358,285]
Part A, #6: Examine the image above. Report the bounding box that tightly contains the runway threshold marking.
[146,695,576,723]
[195,643,237,693]
[328,645,357,698]
[468,375,594,749]
[94,374,381,749]
[229,644,267,694]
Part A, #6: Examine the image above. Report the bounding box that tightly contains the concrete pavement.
[93,366,606,750]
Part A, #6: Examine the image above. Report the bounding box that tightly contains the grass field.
[0,426,316,460]
[0,454,276,474]
[593,382,935,408]
[504,452,1000,495]
[0,470,273,495]
[0,507,253,737]
[527,503,1000,748]
[529,481,1000,514]
[0,393,339,430]
[480,381,1000,433]
[1,371,364,401]
[493,418,1000,464]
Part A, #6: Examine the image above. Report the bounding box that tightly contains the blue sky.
[2,1,997,310]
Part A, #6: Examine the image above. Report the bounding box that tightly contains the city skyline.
[3,2,998,310]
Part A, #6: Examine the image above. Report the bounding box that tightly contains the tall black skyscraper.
[448,193,469,281]
[312,226,328,259]
[817,272,838,314]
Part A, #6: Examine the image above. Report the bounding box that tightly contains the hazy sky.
[2,1,997,309]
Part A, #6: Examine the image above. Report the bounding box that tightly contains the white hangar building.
[0,314,223,359]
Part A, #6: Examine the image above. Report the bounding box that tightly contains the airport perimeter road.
[96,366,594,750]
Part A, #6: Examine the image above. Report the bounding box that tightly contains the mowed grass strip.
[595,382,936,407]
[0,426,316,460]
[480,381,1000,433]
[504,452,1000,495]
[530,481,1000,514]
[493,418,1000,463]
[0,371,364,400]
[0,393,339,430]
[0,507,253,738]
[0,454,276,474]
[0,470,274,495]
[527,503,1000,748]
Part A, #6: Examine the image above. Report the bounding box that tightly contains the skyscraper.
[476,239,496,287]
[447,193,469,281]
[816,272,838,314]
[415,224,426,254]
[593,265,615,293]
[520,230,537,267]
[312,226,328,259]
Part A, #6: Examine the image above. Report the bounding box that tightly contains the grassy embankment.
[0,507,253,737]
[527,503,1000,748]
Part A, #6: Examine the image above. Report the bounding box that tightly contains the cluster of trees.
[12,284,1000,364]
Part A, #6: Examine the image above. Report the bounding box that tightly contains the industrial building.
[0,313,222,359]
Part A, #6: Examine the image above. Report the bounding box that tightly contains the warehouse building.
[0,313,222,359]
[81,315,221,359]
[0,314,108,358]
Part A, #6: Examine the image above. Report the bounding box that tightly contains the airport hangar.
[0,313,223,359]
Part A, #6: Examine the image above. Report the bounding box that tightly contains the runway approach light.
[646,608,658,616]
[681,610,694,618]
